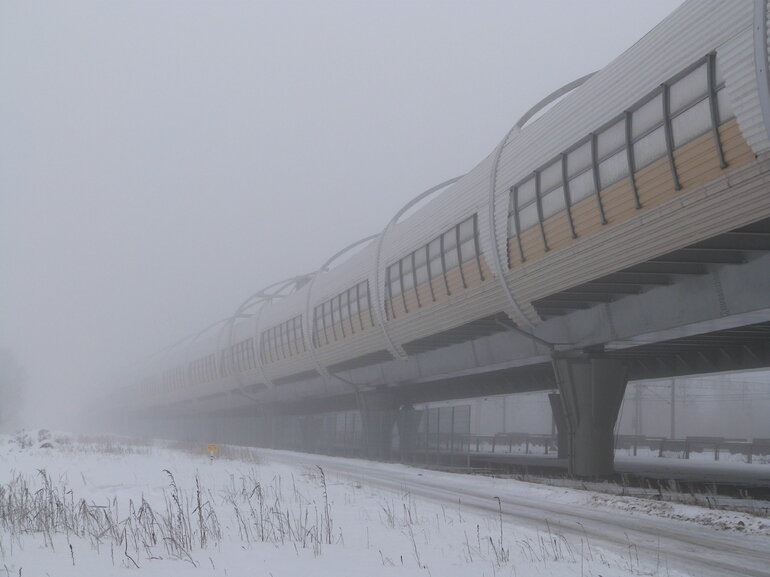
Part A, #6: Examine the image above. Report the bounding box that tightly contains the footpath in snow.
[1,430,768,577]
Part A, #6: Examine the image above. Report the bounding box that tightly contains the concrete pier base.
[553,357,627,477]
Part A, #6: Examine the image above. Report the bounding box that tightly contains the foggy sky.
[0,0,685,426]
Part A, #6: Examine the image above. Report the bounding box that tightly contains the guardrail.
[411,433,770,464]
[616,434,770,463]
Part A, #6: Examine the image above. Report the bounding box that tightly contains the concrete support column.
[548,392,568,459]
[396,404,421,462]
[552,357,627,477]
[357,390,400,460]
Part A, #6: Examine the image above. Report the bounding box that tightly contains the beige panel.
[720,120,756,166]
[446,267,465,294]
[600,179,637,225]
[635,156,676,209]
[542,211,573,251]
[349,312,363,333]
[570,195,605,238]
[384,298,395,321]
[508,237,523,268]
[353,311,371,331]
[289,339,304,355]
[431,277,449,301]
[520,226,546,262]
[674,131,721,190]
[364,310,376,330]
[415,283,433,307]
[403,291,420,314]
[461,260,483,288]
[479,256,493,279]
[391,297,407,319]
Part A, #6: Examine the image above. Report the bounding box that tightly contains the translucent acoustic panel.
[568,141,592,178]
[669,64,707,115]
[633,125,667,169]
[568,169,596,204]
[517,177,537,206]
[632,93,663,139]
[518,202,539,231]
[672,97,711,148]
[598,149,629,188]
[459,238,476,263]
[458,217,475,243]
[541,185,566,220]
[597,119,626,159]
[540,160,562,193]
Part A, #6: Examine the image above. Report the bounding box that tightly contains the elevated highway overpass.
[105,0,770,476]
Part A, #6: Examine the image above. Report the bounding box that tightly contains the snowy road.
[266,449,770,577]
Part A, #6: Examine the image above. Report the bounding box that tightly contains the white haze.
[0,0,684,426]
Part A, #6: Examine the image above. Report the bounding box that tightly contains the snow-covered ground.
[1,431,768,577]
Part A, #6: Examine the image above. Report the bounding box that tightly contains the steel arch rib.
[302,234,379,381]
[372,175,465,360]
[487,72,596,332]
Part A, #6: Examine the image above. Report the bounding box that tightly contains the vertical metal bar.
[286,320,294,357]
[561,153,577,238]
[625,110,642,208]
[366,280,375,326]
[297,316,305,353]
[534,171,549,251]
[384,266,394,320]
[440,233,451,296]
[337,294,346,338]
[398,258,408,313]
[312,306,320,347]
[344,289,353,335]
[355,283,364,331]
[472,213,485,281]
[511,186,526,263]
[456,222,468,289]
[425,243,436,302]
[286,321,293,357]
[312,307,318,348]
[411,250,421,308]
[279,322,288,359]
[345,285,358,334]
[590,133,608,224]
[707,52,727,169]
[329,298,338,341]
[662,83,682,190]
[321,301,330,345]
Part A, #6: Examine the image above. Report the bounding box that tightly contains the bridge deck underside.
[533,218,770,320]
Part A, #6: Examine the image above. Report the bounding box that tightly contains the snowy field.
[1,431,769,577]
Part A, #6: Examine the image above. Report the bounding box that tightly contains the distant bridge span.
[107,1,770,476]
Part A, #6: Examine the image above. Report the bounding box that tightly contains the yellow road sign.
[207,443,219,453]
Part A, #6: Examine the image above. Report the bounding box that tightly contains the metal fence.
[412,405,472,467]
